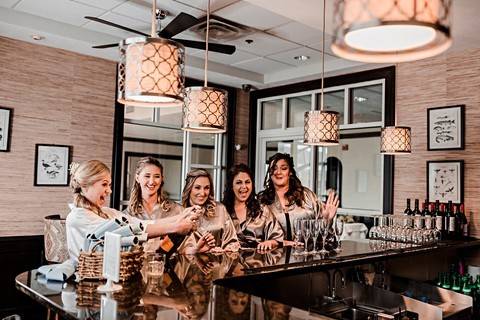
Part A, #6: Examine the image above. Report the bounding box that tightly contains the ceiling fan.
[85,10,236,55]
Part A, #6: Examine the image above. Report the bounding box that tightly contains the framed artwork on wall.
[34,144,72,186]
[427,105,465,150]
[0,107,13,152]
[427,160,464,204]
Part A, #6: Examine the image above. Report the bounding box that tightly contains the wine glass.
[369,216,379,240]
[318,218,330,256]
[311,219,321,255]
[334,218,345,253]
[302,219,312,255]
[293,219,303,256]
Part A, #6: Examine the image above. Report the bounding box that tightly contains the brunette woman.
[258,153,339,241]
[223,164,283,250]
[66,160,195,263]
[181,169,239,253]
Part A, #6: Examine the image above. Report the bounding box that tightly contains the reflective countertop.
[15,239,480,320]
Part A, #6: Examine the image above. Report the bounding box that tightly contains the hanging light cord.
[151,0,157,38]
[320,0,326,112]
[204,0,210,87]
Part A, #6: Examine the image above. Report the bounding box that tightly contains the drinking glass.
[334,218,345,253]
[318,218,330,256]
[369,216,379,239]
[311,219,321,254]
[146,253,166,278]
[302,220,312,255]
[293,219,303,256]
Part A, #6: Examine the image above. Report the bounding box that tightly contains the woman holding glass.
[124,157,198,252]
[181,169,240,253]
[258,153,339,242]
[223,164,284,250]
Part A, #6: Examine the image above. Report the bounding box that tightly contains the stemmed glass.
[293,219,303,256]
[369,216,379,239]
[334,218,345,253]
[302,220,312,255]
[318,218,330,256]
[311,219,321,255]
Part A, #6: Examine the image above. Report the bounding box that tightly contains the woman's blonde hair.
[181,168,216,217]
[70,160,110,218]
[127,157,171,217]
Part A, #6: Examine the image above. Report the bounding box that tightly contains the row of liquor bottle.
[404,198,468,240]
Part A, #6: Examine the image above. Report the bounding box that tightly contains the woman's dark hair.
[223,164,261,219]
[258,153,305,207]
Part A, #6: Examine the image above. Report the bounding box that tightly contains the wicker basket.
[77,244,144,281]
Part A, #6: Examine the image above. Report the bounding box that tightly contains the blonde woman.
[181,169,239,253]
[66,160,196,264]
[125,157,191,252]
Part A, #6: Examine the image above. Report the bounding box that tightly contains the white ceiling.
[1,0,479,89]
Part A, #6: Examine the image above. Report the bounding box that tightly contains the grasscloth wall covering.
[394,48,480,238]
[0,37,116,236]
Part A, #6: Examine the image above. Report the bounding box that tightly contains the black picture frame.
[427,105,465,151]
[0,106,13,152]
[426,160,464,204]
[34,144,72,186]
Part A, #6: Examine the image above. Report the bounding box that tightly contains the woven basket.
[77,244,144,281]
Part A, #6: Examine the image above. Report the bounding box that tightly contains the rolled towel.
[137,232,148,243]
[91,219,122,240]
[130,221,144,234]
[120,236,139,247]
[121,216,131,225]
[38,260,75,282]
[111,225,134,237]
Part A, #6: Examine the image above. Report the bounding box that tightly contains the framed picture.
[427,160,464,204]
[0,107,13,152]
[34,144,72,186]
[427,105,465,150]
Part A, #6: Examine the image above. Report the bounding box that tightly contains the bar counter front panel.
[16,239,480,320]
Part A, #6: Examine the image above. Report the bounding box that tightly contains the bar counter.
[16,239,480,319]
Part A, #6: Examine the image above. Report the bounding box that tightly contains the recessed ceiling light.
[294,55,310,61]
[31,35,45,41]
[354,96,367,103]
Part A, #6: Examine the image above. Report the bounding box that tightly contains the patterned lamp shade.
[304,110,340,146]
[182,86,228,133]
[331,0,452,63]
[381,126,412,154]
[118,37,185,107]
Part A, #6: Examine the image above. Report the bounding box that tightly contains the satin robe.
[181,203,240,252]
[231,205,284,248]
[266,187,319,240]
[123,201,184,252]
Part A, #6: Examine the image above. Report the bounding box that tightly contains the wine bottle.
[404,198,412,215]
[157,233,187,256]
[422,200,431,230]
[454,204,461,239]
[445,201,456,240]
[413,199,422,229]
[433,201,443,239]
[459,204,468,238]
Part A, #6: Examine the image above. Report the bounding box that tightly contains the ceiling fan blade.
[159,12,199,38]
[174,39,236,55]
[85,16,149,37]
[92,43,119,49]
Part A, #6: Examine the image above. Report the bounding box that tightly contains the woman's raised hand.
[321,191,339,220]
[175,214,196,235]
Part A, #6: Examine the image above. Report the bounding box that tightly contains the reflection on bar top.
[15,239,480,320]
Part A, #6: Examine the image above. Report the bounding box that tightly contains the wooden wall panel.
[0,36,116,236]
[233,89,250,165]
[394,48,480,238]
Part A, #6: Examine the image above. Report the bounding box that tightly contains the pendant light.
[117,0,185,107]
[381,65,411,154]
[304,0,339,146]
[331,0,452,63]
[182,0,227,133]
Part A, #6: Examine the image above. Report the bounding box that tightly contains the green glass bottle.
[475,274,480,290]
[452,275,461,292]
[462,278,473,296]
[442,272,451,289]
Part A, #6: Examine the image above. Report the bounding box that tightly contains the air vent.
[190,15,255,41]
